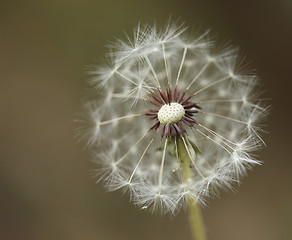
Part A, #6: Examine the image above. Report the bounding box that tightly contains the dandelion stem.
[178,138,207,240]
[181,136,205,178]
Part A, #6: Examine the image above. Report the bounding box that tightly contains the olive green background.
[1,1,291,240]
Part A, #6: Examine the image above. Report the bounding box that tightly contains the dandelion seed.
[81,20,268,214]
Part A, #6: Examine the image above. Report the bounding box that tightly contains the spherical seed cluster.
[80,20,268,214]
[158,103,185,124]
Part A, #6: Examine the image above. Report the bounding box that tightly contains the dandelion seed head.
[80,20,268,214]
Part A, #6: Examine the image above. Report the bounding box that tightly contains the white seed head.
[80,20,269,215]
[158,102,185,124]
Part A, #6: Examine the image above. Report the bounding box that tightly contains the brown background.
[1,0,291,240]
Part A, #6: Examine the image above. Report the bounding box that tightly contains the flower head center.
[158,102,185,124]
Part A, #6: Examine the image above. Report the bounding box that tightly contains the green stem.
[178,138,207,240]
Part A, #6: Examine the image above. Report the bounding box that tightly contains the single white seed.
[158,102,185,124]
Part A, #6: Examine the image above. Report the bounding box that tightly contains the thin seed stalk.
[178,138,207,240]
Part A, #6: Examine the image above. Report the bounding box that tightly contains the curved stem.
[178,138,207,240]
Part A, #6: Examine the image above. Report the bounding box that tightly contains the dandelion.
[79,20,268,240]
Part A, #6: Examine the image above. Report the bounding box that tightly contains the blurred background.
[1,0,291,239]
